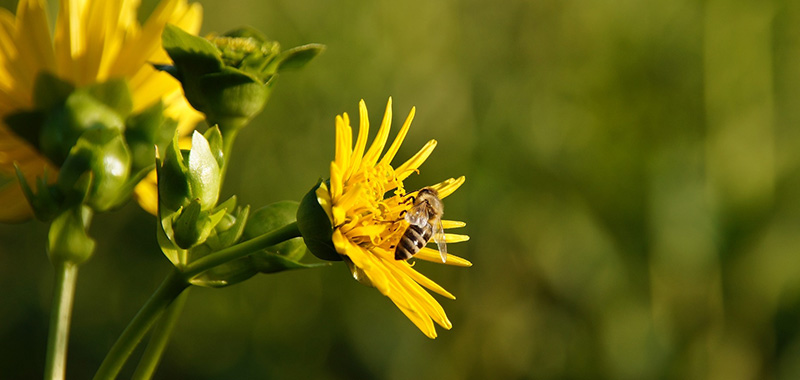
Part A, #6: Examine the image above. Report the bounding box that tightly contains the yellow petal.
[395,139,437,181]
[362,97,392,168]
[379,106,415,166]
[441,220,466,229]
[416,247,473,267]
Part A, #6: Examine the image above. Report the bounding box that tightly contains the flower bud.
[57,127,132,212]
[157,24,324,131]
[40,80,131,165]
[158,129,222,212]
[296,180,341,261]
[48,205,95,265]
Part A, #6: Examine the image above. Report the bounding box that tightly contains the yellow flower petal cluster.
[0,0,203,221]
[321,98,470,339]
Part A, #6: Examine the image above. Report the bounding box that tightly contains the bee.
[394,187,447,262]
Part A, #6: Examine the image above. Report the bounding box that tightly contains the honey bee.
[394,187,447,262]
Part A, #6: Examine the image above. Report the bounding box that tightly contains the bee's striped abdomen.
[395,223,433,260]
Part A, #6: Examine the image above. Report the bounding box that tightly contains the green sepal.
[33,72,75,109]
[83,79,133,118]
[157,206,185,267]
[47,205,95,265]
[157,132,192,211]
[5,111,45,149]
[161,24,222,76]
[14,165,62,222]
[172,199,227,249]
[267,43,326,72]
[40,90,127,165]
[203,126,224,168]
[297,180,341,261]
[208,199,249,250]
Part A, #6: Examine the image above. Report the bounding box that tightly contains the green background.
[3,0,800,378]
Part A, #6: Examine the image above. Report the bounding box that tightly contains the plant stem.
[219,127,240,185]
[93,270,189,380]
[183,221,300,279]
[44,260,79,380]
[131,289,191,380]
[94,221,300,379]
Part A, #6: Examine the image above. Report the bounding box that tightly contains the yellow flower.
[320,98,470,339]
[0,0,203,221]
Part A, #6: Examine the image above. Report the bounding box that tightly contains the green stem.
[131,289,191,380]
[44,261,79,380]
[93,270,189,380]
[183,221,300,279]
[94,221,300,379]
[219,127,240,185]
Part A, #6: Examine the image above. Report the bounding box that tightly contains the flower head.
[309,98,470,339]
[0,0,203,221]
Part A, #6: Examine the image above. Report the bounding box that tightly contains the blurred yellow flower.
[321,98,470,339]
[0,0,203,221]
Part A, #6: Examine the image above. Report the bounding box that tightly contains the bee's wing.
[404,206,429,227]
[433,219,447,263]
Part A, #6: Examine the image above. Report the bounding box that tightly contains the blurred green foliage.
[4,0,800,378]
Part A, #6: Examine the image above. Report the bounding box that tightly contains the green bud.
[40,91,126,165]
[57,127,132,212]
[171,199,227,249]
[158,129,222,212]
[48,205,95,265]
[158,24,324,131]
[296,180,341,261]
